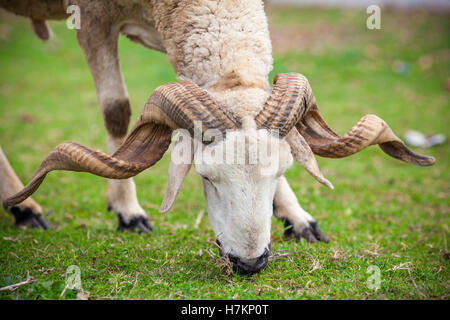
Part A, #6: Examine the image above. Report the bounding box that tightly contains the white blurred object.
[404,130,446,148]
[427,134,446,146]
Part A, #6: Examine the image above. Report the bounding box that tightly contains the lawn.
[0,6,448,299]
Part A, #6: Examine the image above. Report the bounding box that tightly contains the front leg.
[0,147,49,229]
[273,176,329,243]
[76,13,151,233]
[106,137,153,233]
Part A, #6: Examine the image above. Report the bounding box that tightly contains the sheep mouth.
[216,239,271,275]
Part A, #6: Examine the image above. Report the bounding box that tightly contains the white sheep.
[2,0,434,274]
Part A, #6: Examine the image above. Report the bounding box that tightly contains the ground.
[0,6,449,299]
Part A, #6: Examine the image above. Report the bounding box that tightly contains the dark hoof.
[309,221,329,243]
[284,219,329,243]
[116,213,153,233]
[8,206,50,230]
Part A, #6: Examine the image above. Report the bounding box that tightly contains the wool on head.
[151,0,273,119]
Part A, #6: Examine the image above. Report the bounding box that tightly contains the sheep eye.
[201,175,216,184]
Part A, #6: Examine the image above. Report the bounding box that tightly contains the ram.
[2,0,434,274]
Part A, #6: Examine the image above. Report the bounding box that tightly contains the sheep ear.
[31,19,52,41]
[160,132,194,213]
[286,128,334,189]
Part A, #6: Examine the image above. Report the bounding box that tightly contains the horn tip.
[421,156,435,166]
[318,177,334,190]
[324,179,334,190]
[159,203,171,214]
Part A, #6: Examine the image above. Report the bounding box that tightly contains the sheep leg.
[273,176,329,243]
[76,18,152,233]
[0,147,49,229]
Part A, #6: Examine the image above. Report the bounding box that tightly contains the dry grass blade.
[219,254,235,277]
[268,252,292,262]
[330,248,347,262]
[207,237,234,276]
[3,237,21,242]
[307,259,322,274]
[387,262,412,272]
[0,271,34,291]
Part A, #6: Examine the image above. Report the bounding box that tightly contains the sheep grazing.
[2,1,434,274]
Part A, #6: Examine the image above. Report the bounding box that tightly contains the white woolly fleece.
[153,0,273,119]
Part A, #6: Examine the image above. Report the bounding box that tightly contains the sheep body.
[1,0,273,118]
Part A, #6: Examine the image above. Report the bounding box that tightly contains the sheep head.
[3,73,435,275]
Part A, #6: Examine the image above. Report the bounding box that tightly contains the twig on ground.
[268,252,292,262]
[0,271,34,291]
[3,237,21,242]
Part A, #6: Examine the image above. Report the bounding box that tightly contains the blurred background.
[0,1,448,299]
[268,0,450,11]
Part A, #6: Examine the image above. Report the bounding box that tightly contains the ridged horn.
[258,73,435,167]
[3,81,239,208]
[255,73,331,187]
[296,84,435,166]
[255,73,307,138]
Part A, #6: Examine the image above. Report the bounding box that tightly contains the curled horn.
[256,73,435,186]
[297,97,435,166]
[255,73,308,138]
[3,81,238,209]
[255,73,333,188]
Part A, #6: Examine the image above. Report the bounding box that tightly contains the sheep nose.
[229,247,270,275]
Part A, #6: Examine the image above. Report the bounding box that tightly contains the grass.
[0,6,449,299]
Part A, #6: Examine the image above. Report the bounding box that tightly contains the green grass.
[0,7,449,299]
